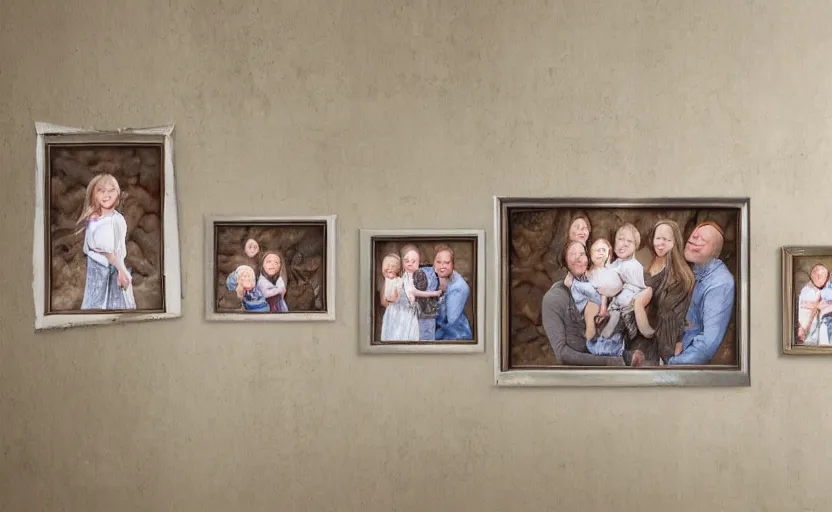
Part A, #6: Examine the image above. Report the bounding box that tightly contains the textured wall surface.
[3,0,832,511]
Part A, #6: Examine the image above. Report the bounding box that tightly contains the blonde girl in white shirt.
[75,173,136,310]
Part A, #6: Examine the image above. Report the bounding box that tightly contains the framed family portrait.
[493,197,750,387]
[32,122,183,331]
[781,246,832,355]
[358,229,485,354]
[204,215,336,322]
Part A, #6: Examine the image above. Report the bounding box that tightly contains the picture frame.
[204,215,336,322]
[32,122,183,331]
[493,196,750,387]
[358,229,486,354]
[781,246,832,355]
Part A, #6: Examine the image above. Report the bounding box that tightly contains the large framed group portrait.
[32,122,183,331]
[493,197,750,387]
[204,215,336,322]
[358,229,485,354]
[781,246,832,355]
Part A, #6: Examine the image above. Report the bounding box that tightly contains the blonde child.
[76,173,136,311]
[599,223,649,339]
[797,263,829,344]
[380,254,404,304]
[379,251,419,341]
[226,264,269,312]
[257,250,289,313]
[569,238,623,340]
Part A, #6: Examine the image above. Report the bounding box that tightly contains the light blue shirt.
[435,270,473,340]
[667,258,735,365]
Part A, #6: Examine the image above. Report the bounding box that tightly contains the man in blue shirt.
[666,221,736,365]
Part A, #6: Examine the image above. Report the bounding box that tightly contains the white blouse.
[83,211,128,269]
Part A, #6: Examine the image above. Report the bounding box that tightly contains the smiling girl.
[76,173,136,311]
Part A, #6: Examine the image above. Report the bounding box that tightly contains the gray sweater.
[541,281,626,366]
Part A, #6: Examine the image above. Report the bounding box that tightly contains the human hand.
[674,342,683,356]
[797,327,806,342]
[118,271,131,290]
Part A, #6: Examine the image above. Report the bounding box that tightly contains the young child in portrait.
[379,251,420,341]
[797,263,830,344]
[381,253,403,304]
[568,238,626,357]
[76,172,137,311]
[599,223,649,339]
[569,238,623,340]
[226,264,269,312]
[257,250,289,313]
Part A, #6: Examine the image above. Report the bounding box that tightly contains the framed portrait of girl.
[32,122,183,331]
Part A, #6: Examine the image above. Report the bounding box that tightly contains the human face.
[382,259,400,279]
[244,239,260,258]
[684,225,719,265]
[652,223,674,258]
[402,250,420,274]
[589,241,610,268]
[569,218,590,244]
[263,253,281,276]
[433,250,453,278]
[95,180,118,210]
[239,269,255,290]
[614,229,637,260]
[565,242,588,276]
[811,265,829,289]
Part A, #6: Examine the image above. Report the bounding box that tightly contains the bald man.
[665,221,736,365]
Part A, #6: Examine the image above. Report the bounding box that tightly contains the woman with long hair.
[632,219,696,363]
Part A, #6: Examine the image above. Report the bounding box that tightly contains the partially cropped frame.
[204,215,336,322]
[493,197,750,387]
[33,122,183,331]
[359,229,485,354]
[781,246,832,355]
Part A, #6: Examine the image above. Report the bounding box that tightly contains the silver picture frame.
[358,228,486,354]
[32,122,183,331]
[781,246,832,355]
[492,196,751,387]
[204,214,337,322]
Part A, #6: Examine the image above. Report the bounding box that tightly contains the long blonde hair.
[75,173,122,233]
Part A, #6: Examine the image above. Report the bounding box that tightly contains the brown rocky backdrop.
[49,144,164,311]
[507,207,740,367]
[372,238,477,341]
[214,224,327,312]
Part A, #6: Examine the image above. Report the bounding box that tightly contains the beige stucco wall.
[1,1,829,510]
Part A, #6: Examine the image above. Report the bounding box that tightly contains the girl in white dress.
[76,173,136,310]
[379,251,420,341]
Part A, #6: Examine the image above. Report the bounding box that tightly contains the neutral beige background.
[1,0,829,510]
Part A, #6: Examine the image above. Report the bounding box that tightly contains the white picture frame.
[492,196,750,387]
[33,122,183,331]
[359,228,486,354]
[204,215,337,322]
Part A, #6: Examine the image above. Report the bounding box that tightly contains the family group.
[379,243,473,342]
[796,263,832,345]
[225,238,290,313]
[542,214,736,367]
